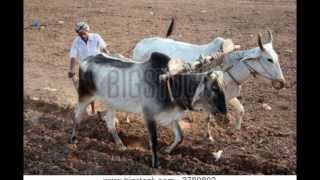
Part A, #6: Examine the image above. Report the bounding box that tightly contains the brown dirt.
[24,0,296,175]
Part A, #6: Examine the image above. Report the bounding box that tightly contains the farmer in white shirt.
[68,22,110,115]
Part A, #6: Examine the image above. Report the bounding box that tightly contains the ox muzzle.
[272,78,286,90]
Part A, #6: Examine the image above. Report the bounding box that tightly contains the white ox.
[132,30,286,139]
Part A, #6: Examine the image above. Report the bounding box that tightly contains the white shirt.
[69,33,107,62]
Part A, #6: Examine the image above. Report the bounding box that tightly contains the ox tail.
[165,17,175,38]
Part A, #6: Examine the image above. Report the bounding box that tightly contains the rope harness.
[224,64,241,86]
[221,57,258,86]
[163,54,276,103]
[163,52,226,103]
[161,41,275,104]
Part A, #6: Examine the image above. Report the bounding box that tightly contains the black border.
[2,0,23,179]
[297,0,314,179]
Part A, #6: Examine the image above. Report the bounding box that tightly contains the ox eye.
[267,58,274,63]
[212,86,219,91]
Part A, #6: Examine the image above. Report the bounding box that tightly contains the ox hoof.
[160,146,173,154]
[69,136,78,144]
[115,143,127,151]
[208,136,215,143]
[151,159,160,168]
[235,123,241,130]
[126,116,131,123]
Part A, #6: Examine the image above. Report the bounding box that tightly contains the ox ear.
[191,76,208,106]
[257,33,265,52]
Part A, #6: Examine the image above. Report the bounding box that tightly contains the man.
[68,21,111,115]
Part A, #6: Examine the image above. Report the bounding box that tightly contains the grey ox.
[70,52,227,168]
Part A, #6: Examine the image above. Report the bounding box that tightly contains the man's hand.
[102,47,111,55]
[68,71,75,78]
[69,58,76,78]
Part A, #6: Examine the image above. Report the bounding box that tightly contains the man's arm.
[68,57,77,78]
[69,39,78,78]
[96,34,111,55]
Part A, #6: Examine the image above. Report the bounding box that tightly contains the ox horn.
[257,33,265,51]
